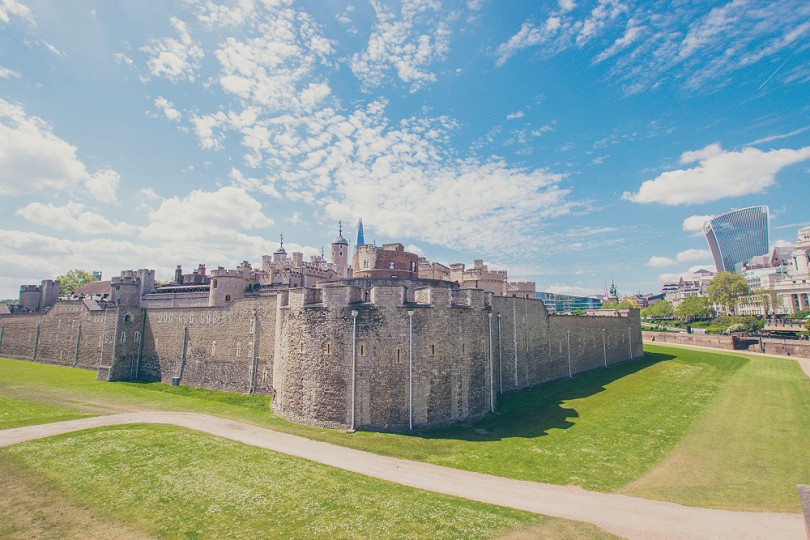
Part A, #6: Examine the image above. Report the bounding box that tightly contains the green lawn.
[0,425,614,539]
[623,344,810,511]
[1,344,809,512]
[0,394,94,430]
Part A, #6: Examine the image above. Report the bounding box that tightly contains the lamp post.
[488,312,494,412]
[602,328,607,367]
[498,313,503,394]
[566,329,572,378]
[512,303,518,388]
[350,310,358,432]
[407,310,414,432]
[628,326,632,359]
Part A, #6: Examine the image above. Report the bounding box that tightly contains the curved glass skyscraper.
[703,206,769,273]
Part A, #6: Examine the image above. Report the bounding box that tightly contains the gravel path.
[0,412,803,540]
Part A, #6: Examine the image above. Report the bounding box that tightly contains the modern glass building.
[703,206,769,273]
[535,292,602,314]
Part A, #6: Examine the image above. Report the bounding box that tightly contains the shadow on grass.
[418,351,676,442]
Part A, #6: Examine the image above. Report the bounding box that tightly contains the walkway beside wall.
[0,412,803,540]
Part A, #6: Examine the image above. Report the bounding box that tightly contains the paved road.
[1,412,803,540]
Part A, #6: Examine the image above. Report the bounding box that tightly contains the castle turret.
[19,285,41,312]
[111,271,142,307]
[209,268,248,307]
[331,221,350,278]
[273,234,288,264]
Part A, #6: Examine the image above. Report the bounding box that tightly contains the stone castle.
[0,223,642,431]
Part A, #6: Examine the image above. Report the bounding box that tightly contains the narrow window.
[212,340,217,355]
[389,261,395,269]
[325,342,331,355]
[120,331,126,343]
[359,343,365,356]
[225,294,231,302]
[430,344,435,356]
[236,342,241,357]
[134,331,141,342]
[396,348,401,363]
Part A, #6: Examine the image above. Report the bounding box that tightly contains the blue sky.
[1,0,809,299]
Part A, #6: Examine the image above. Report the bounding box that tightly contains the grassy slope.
[623,344,810,511]
[2,344,809,511]
[0,352,733,492]
[0,425,614,540]
[0,394,94,429]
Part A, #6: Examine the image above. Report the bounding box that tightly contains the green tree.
[643,300,674,319]
[751,287,778,316]
[707,272,750,315]
[55,269,98,296]
[675,296,713,321]
[602,299,639,310]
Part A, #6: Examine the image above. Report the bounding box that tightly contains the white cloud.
[142,17,204,82]
[646,256,674,268]
[647,249,711,268]
[350,1,451,92]
[496,1,810,94]
[682,214,713,232]
[0,98,122,202]
[113,52,134,66]
[0,0,33,24]
[138,187,159,200]
[154,96,181,121]
[657,265,715,284]
[142,187,273,244]
[16,202,134,235]
[676,248,710,262]
[623,144,810,205]
[0,65,20,79]
[506,111,525,120]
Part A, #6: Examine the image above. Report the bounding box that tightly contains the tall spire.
[356,218,365,246]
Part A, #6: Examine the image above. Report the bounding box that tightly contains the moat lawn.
[1,343,809,513]
[2,425,617,539]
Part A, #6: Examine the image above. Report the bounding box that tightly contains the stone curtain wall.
[272,285,642,431]
[138,297,277,394]
[1,286,642,431]
[0,301,118,371]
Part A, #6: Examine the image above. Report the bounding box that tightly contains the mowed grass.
[2,344,809,511]
[0,394,94,429]
[623,344,810,511]
[0,425,615,540]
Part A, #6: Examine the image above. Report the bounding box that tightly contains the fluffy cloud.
[16,202,134,235]
[0,0,33,24]
[351,1,451,92]
[135,4,580,259]
[496,1,810,93]
[0,98,121,201]
[142,17,204,81]
[154,96,181,121]
[646,256,674,268]
[0,65,20,78]
[623,144,810,205]
[682,214,713,232]
[647,249,712,267]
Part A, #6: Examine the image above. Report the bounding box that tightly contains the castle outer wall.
[0,281,642,431]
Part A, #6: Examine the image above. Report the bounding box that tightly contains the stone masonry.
[0,278,642,431]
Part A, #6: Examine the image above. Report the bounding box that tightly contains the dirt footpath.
[0,412,803,540]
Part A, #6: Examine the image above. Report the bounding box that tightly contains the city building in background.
[535,292,602,314]
[703,206,769,273]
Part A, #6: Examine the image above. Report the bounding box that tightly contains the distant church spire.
[356,218,365,246]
